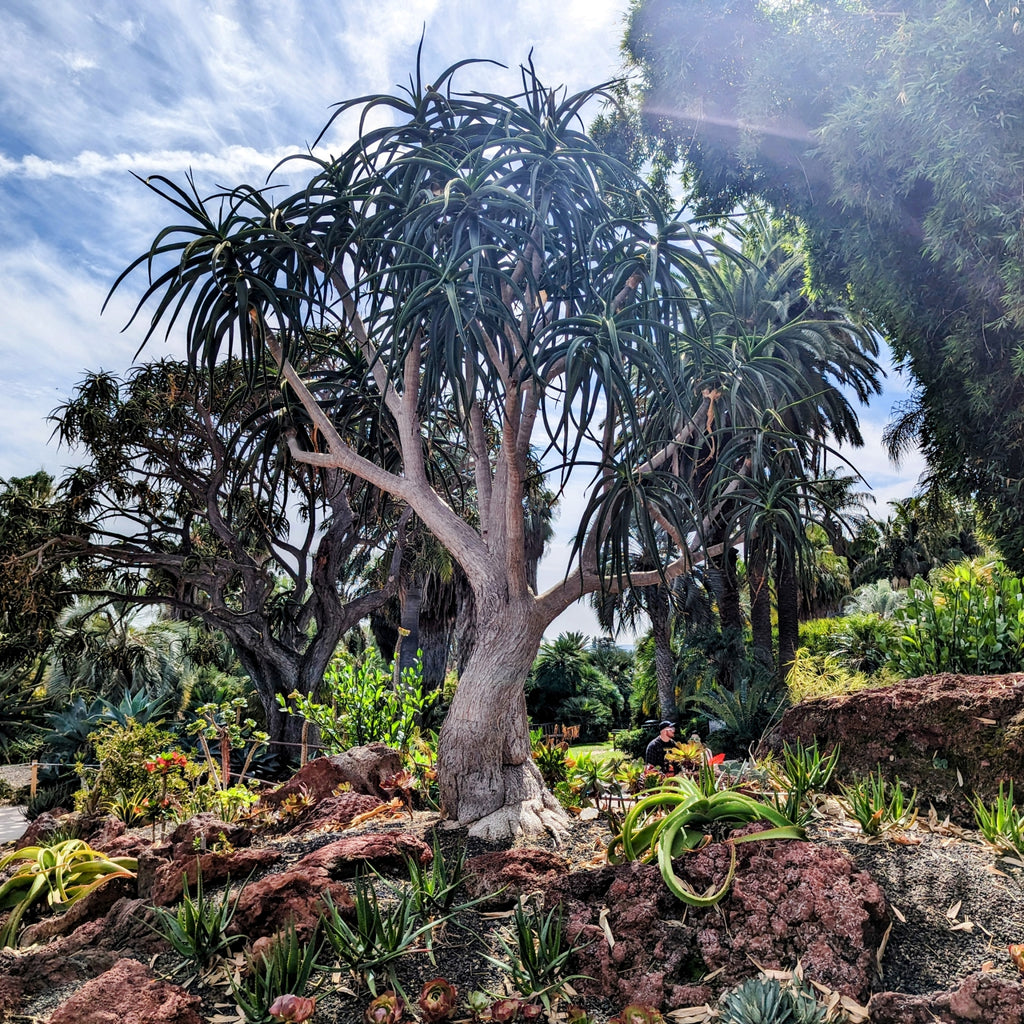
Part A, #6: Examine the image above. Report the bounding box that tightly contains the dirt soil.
[6,796,1024,1022]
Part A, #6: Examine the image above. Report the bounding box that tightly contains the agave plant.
[0,839,137,947]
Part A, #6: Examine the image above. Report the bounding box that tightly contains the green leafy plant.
[149,868,247,971]
[0,839,137,947]
[320,875,437,996]
[769,739,841,827]
[970,782,1024,856]
[400,832,469,918]
[827,614,898,674]
[565,751,620,811]
[531,738,570,789]
[190,697,269,791]
[685,672,787,757]
[486,898,589,1008]
[890,560,1024,677]
[280,651,434,754]
[607,779,804,906]
[73,718,183,817]
[841,768,918,835]
[232,923,321,1024]
[718,972,827,1024]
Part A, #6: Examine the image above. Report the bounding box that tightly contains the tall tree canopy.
[116,60,752,837]
[0,472,93,670]
[47,358,407,747]
[619,0,1024,568]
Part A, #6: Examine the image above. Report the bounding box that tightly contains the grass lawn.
[567,741,620,761]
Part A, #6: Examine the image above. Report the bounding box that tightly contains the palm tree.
[45,597,192,709]
[527,633,623,741]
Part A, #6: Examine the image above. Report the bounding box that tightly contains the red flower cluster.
[144,751,189,774]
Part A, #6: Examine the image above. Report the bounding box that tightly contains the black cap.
[659,720,675,730]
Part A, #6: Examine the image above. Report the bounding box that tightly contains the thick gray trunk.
[748,539,774,672]
[394,576,423,685]
[437,604,567,840]
[650,585,677,720]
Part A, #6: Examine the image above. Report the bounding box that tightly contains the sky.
[0,1,925,637]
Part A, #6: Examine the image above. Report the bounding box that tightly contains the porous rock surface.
[225,832,428,942]
[146,846,281,906]
[868,972,1024,1023]
[47,956,202,1024]
[465,847,571,907]
[546,831,888,1009]
[765,674,1024,822]
[0,897,165,1017]
[262,743,403,805]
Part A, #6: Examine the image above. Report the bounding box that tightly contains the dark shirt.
[645,735,671,770]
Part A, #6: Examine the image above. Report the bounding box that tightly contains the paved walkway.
[0,806,28,845]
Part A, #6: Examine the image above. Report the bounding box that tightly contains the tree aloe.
[113,56,739,837]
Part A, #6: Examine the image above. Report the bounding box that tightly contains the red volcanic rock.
[48,957,202,1024]
[0,897,167,1017]
[148,847,281,906]
[163,813,251,859]
[765,674,1024,823]
[548,834,887,1009]
[264,744,404,805]
[465,848,571,907]
[231,865,353,941]
[869,972,1024,1023]
[299,792,382,830]
[294,831,432,877]
[13,811,68,850]
[20,874,135,947]
[228,832,429,941]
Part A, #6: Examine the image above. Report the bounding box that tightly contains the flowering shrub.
[74,720,190,820]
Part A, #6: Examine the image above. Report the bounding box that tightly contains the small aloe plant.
[841,768,918,835]
[970,781,1024,856]
[0,839,137,948]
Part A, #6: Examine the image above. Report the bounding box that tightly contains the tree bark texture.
[775,544,800,685]
[437,604,567,840]
[649,585,678,721]
[748,538,774,672]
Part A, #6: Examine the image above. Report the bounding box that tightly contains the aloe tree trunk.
[437,600,564,839]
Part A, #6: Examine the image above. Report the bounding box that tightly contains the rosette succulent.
[417,979,458,1023]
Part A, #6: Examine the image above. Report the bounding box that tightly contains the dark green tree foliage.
[0,472,93,669]
[853,490,984,586]
[526,633,624,740]
[47,359,406,746]
[621,0,1024,569]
